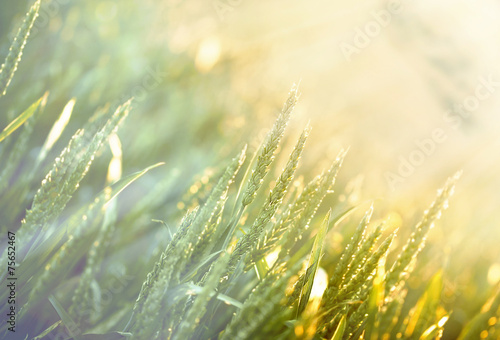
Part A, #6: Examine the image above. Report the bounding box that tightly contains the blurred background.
[1,0,499,338]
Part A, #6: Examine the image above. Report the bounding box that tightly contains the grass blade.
[331,314,346,340]
[296,209,331,317]
[0,0,40,96]
[0,96,42,142]
[48,295,83,340]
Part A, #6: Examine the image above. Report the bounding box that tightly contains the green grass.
[0,2,499,340]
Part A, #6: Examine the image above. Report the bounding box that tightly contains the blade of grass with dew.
[0,163,163,326]
[364,258,386,340]
[225,126,310,280]
[457,286,500,340]
[247,174,322,271]
[0,0,40,96]
[221,86,299,251]
[295,206,372,323]
[19,212,102,322]
[405,270,444,339]
[418,320,447,340]
[377,289,408,337]
[0,95,43,143]
[32,321,62,340]
[34,97,76,170]
[331,313,347,340]
[220,262,301,340]
[174,252,230,339]
[131,149,246,338]
[285,201,367,269]
[70,137,123,325]
[181,194,228,279]
[339,232,395,302]
[131,207,198,318]
[14,99,132,260]
[0,93,47,221]
[131,147,245,320]
[239,85,298,208]
[181,250,223,282]
[278,149,347,262]
[188,145,246,243]
[132,147,246,338]
[320,232,396,337]
[343,222,384,286]
[385,172,461,296]
[325,205,373,296]
[49,295,84,340]
[79,332,133,340]
[131,259,181,339]
[21,137,156,269]
[296,209,331,317]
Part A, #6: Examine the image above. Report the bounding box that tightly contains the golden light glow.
[294,325,304,337]
[386,212,403,231]
[45,98,75,151]
[487,263,500,285]
[438,316,449,328]
[107,134,122,183]
[310,267,328,300]
[265,248,280,268]
[195,37,221,73]
[109,133,122,158]
[190,184,199,194]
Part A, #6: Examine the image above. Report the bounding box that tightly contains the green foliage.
[458,286,500,340]
[0,0,40,96]
[0,95,42,143]
[0,3,497,340]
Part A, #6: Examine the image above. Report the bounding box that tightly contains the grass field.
[1,1,499,339]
